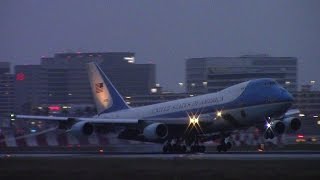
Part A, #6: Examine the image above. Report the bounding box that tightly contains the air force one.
[14,62,301,153]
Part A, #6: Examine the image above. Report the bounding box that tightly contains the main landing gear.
[162,138,206,154]
[190,144,206,153]
[217,137,232,152]
[190,138,206,153]
[162,142,187,153]
[264,129,275,139]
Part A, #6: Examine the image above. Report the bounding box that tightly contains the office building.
[0,62,14,116]
[293,85,320,117]
[14,65,43,114]
[14,52,156,113]
[186,55,297,94]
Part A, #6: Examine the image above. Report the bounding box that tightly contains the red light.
[48,106,61,111]
[297,134,304,138]
[16,72,25,81]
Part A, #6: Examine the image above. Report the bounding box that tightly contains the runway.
[2,151,320,160]
[2,151,320,179]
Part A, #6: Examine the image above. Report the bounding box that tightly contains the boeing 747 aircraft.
[13,62,301,153]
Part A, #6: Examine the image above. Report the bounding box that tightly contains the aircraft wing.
[14,114,207,126]
[14,115,138,124]
[15,115,70,121]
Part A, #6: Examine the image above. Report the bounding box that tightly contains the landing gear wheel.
[217,145,222,152]
[162,144,172,153]
[181,145,187,153]
[264,129,275,139]
[199,145,206,153]
[190,145,206,153]
[217,135,232,152]
[226,142,232,149]
[163,146,168,153]
[163,143,188,154]
[222,145,227,152]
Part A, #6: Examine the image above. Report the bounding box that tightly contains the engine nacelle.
[69,121,94,136]
[143,123,168,140]
[270,120,286,135]
[283,117,301,131]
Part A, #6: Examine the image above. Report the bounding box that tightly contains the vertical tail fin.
[87,62,130,114]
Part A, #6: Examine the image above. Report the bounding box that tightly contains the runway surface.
[2,151,320,179]
[2,151,320,160]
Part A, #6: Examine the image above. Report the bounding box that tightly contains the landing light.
[186,113,204,134]
[266,123,271,128]
[299,114,305,117]
[216,111,222,117]
[189,115,199,125]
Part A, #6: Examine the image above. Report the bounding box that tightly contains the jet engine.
[283,117,301,131]
[143,123,168,140]
[69,121,94,136]
[270,120,286,135]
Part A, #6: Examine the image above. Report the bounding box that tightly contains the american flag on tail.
[95,83,104,93]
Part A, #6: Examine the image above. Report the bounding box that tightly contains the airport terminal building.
[186,55,298,94]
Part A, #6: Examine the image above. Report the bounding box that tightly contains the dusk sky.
[1,0,319,91]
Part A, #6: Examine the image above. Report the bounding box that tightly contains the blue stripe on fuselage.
[146,79,293,118]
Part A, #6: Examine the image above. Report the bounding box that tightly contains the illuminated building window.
[124,57,135,63]
[150,88,157,93]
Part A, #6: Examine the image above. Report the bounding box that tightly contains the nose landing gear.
[264,129,275,139]
[217,137,232,152]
